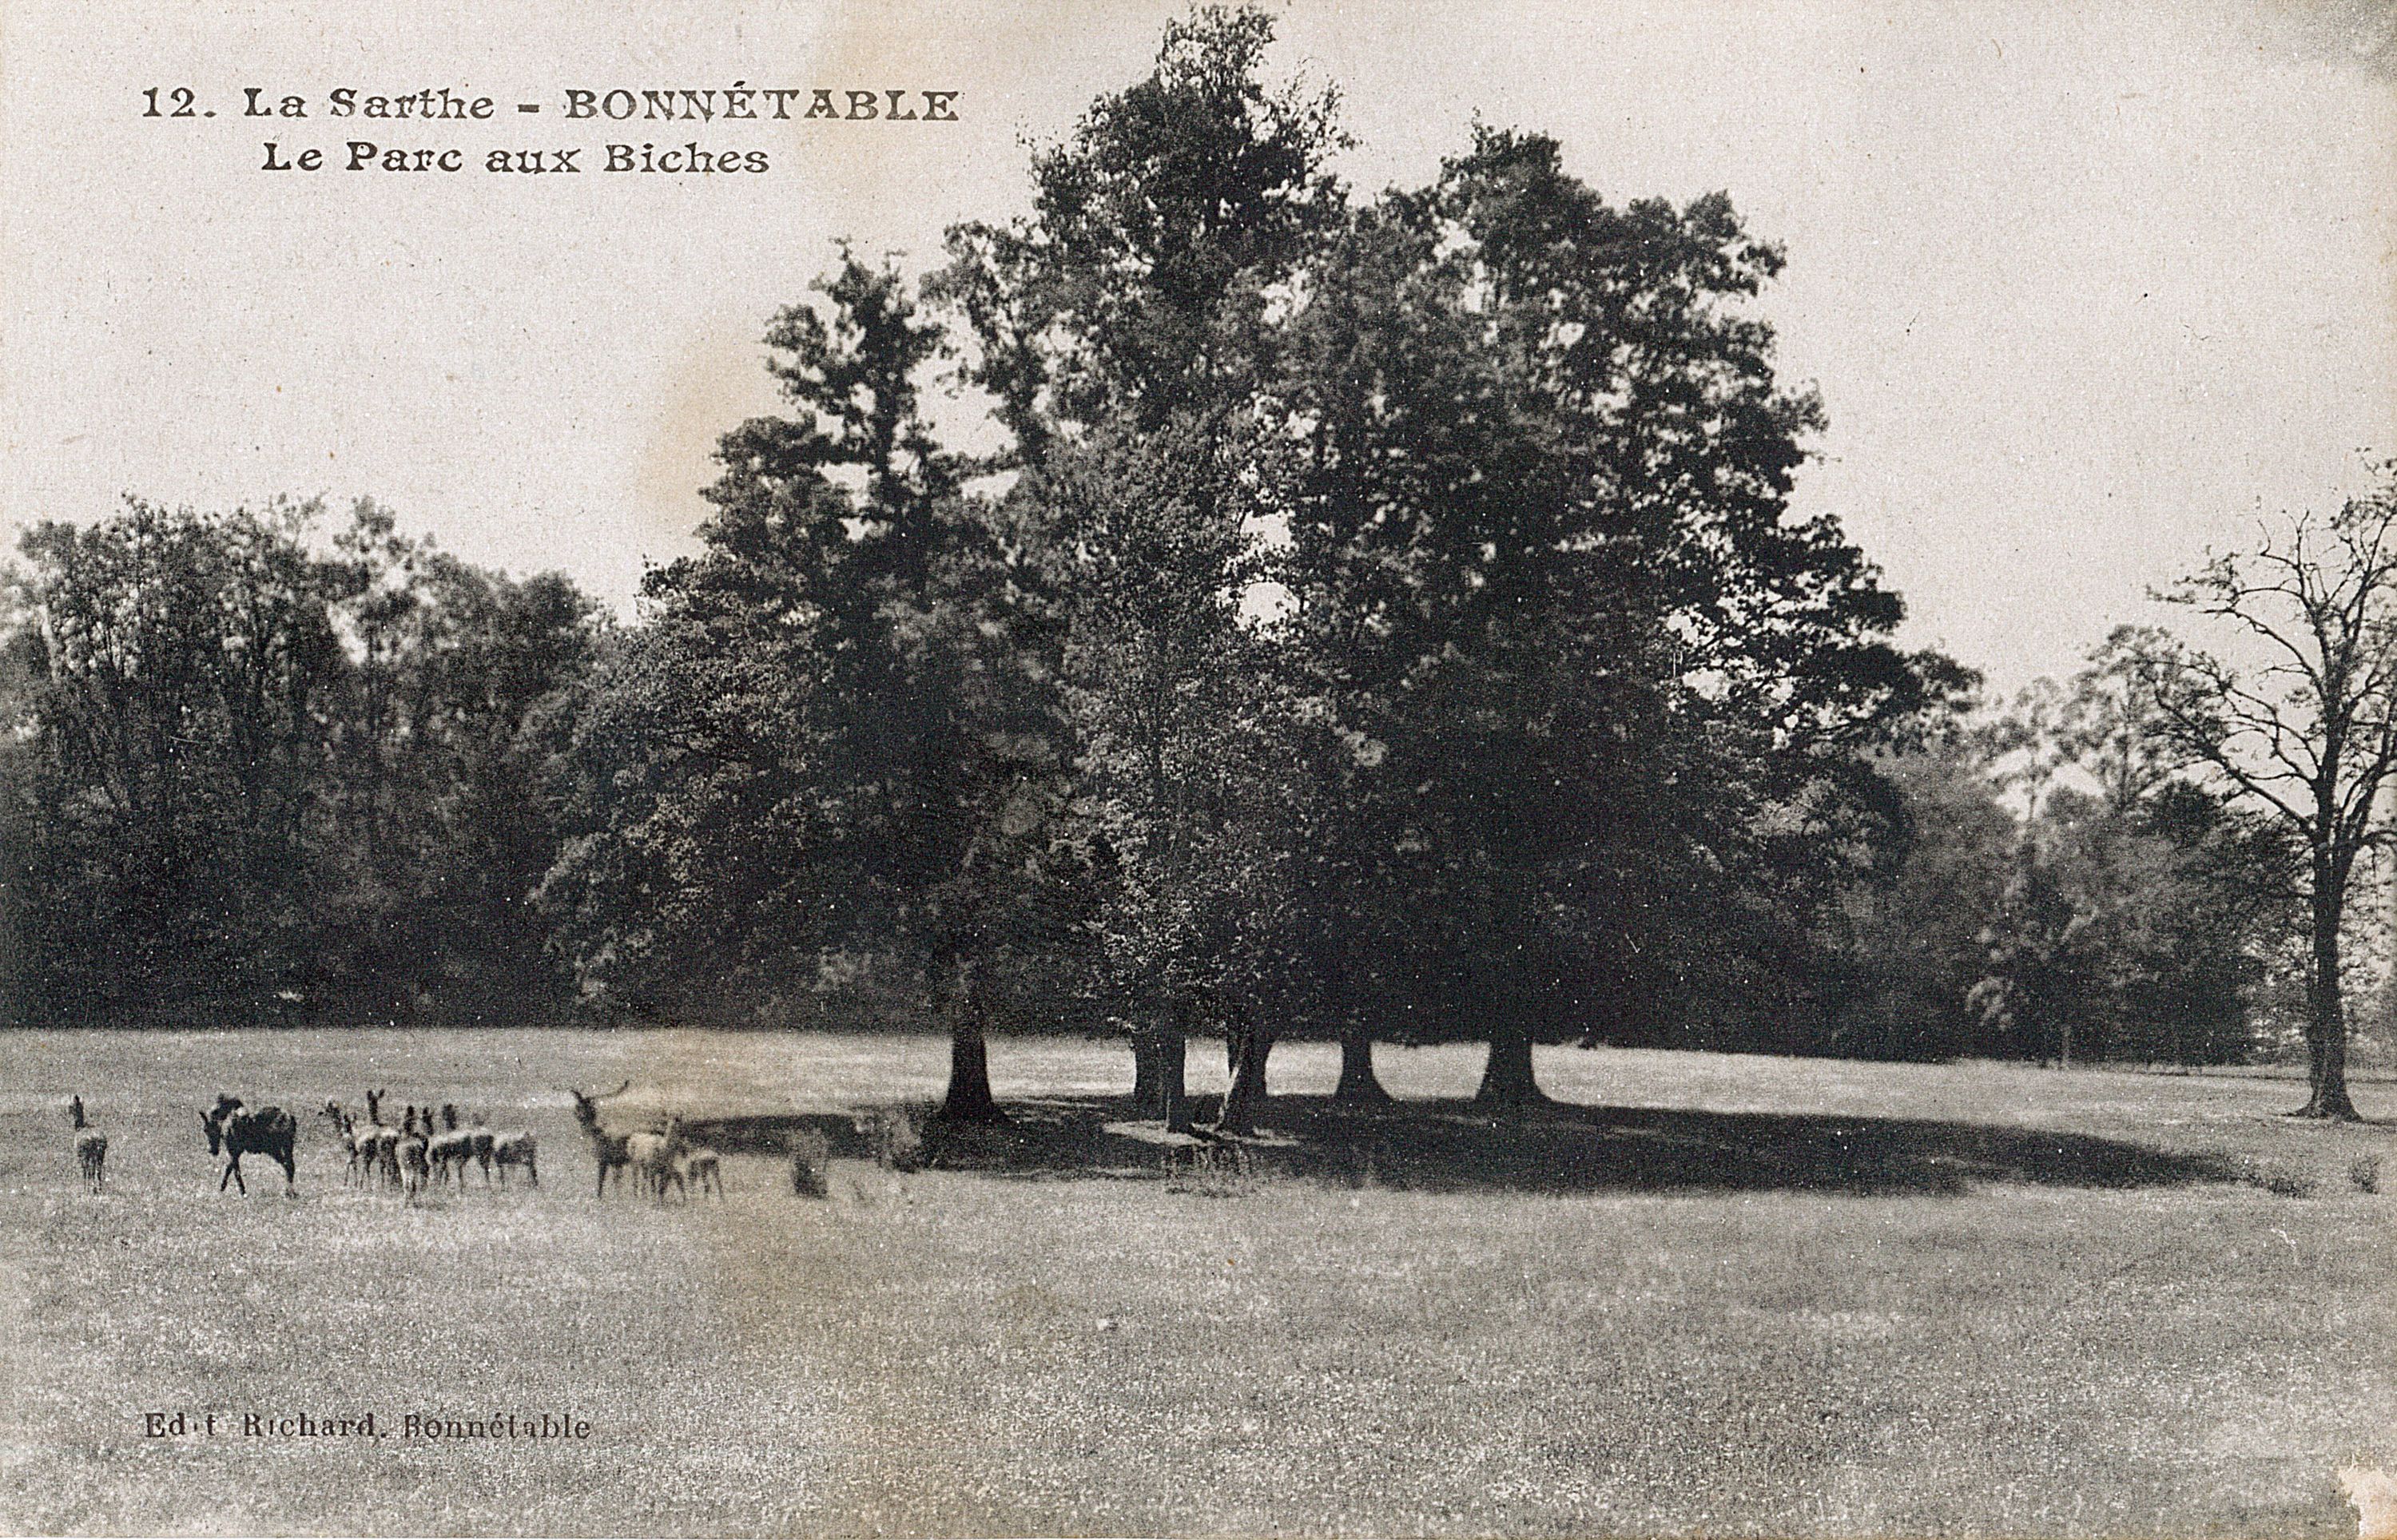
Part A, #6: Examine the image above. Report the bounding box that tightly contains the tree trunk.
[1216,1026,1272,1135]
[2296,885,2361,1120]
[2383,778,2397,1059]
[1131,1035,1159,1112]
[1475,1019,1549,1109]
[1333,1024,1393,1106]
[1149,1028,1191,1133]
[937,962,1007,1125]
[0,826,22,1030]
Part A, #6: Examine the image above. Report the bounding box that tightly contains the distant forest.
[3,10,2378,1117]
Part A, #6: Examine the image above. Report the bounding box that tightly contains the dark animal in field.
[69,1095,106,1193]
[366,1122,401,1188]
[397,1129,430,1201]
[441,1103,459,1133]
[467,1121,496,1181]
[201,1096,297,1195]
[566,1082,634,1197]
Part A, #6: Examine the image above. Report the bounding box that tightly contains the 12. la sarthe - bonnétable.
[158,85,961,175]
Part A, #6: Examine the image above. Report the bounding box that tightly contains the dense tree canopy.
[0,498,596,1024]
[1263,127,1963,1100]
[536,253,1077,1115]
[0,6,2348,1121]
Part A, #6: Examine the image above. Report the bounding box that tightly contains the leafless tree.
[2123,480,2397,1119]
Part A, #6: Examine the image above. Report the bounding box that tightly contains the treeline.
[0,10,2319,1108]
[0,498,593,1023]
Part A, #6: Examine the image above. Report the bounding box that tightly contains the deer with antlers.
[566,1082,635,1198]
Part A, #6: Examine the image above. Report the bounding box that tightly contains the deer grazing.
[68,1095,106,1193]
[201,1096,297,1194]
[566,1082,635,1197]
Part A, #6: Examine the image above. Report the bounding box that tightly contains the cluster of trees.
[527,7,1964,1126]
[1843,651,2296,1071]
[0,498,595,1024]
[1838,484,2397,1121]
[4,10,2390,1121]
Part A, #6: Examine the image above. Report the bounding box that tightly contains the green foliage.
[1268,125,1957,1075]
[0,497,597,1023]
[536,252,1084,1045]
[1893,647,2300,1067]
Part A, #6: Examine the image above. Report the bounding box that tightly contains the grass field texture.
[0,1030,2391,1537]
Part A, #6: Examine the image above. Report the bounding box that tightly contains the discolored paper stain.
[633,327,783,548]
[2343,1467,2397,1540]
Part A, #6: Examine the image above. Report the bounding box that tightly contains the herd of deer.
[567,1082,724,1203]
[60,1082,727,1204]
[318,1090,539,1201]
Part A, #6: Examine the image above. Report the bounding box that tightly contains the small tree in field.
[2124,480,2397,1119]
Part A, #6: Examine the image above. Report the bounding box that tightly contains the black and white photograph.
[2,1,2393,1534]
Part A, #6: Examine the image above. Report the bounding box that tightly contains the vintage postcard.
[2,1,2393,1534]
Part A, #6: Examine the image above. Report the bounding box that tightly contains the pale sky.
[2,0,2391,695]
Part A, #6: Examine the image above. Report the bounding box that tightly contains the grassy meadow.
[0,1029,2392,1537]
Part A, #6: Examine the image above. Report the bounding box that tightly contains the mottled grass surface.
[0,1030,2391,1536]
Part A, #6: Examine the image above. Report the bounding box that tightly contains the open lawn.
[0,1030,2391,1537]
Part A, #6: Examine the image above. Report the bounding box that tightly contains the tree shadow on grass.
[686,1093,2245,1197]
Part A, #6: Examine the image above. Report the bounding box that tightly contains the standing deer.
[680,1144,723,1200]
[566,1082,634,1197]
[69,1095,106,1193]
[319,1102,365,1186]
[361,1090,402,1188]
[628,1117,683,1205]
[398,1127,430,1202]
[427,1124,479,1186]
[201,1096,297,1194]
[464,1117,496,1184]
[476,1117,536,1187]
